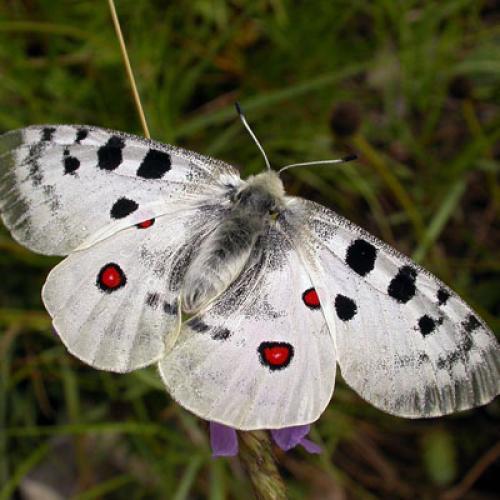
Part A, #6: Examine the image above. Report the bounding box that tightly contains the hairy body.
[181,171,285,313]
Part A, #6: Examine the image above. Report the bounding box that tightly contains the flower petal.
[209,422,238,457]
[299,438,322,454]
[270,424,322,454]
[270,424,311,451]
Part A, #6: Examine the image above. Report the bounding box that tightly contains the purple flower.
[209,421,321,457]
[210,421,239,457]
[270,424,322,454]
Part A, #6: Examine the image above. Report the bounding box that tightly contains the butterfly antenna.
[278,154,357,174]
[235,102,271,171]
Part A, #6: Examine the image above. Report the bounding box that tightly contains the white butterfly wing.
[42,203,224,373]
[159,226,336,430]
[292,198,499,417]
[0,125,239,255]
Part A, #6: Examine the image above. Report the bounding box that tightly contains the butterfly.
[0,122,498,431]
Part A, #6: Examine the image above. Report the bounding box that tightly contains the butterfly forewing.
[292,198,499,417]
[0,125,239,255]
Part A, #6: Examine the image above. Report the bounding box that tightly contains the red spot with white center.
[264,346,289,365]
[136,218,155,229]
[258,342,294,371]
[302,287,320,309]
[97,263,126,292]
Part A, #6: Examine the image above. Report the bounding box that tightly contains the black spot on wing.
[334,294,358,321]
[97,135,125,171]
[419,352,430,363]
[63,154,80,175]
[436,332,474,371]
[461,335,473,353]
[463,314,480,334]
[75,128,88,143]
[437,288,450,306]
[110,197,139,219]
[163,301,178,315]
[388,265,417,303]
[345,239,377,276]
[212,327,231,341]
[26,143,45,187]
[42,184,60,211]
[41,127,56,141]
[146,292,160,309]
[188,317,209,333]
[186,317,228,339]
[137,149,171,179]
[436,349,462,371]
[145,294,178,315]
[418,315,436,336]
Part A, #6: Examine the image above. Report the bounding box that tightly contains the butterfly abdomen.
[181,213,261,313]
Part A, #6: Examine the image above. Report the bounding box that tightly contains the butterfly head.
[233,170,285,218]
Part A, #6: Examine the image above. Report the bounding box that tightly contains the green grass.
[0,0,499,498]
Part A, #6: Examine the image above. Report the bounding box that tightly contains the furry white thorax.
[181,170,286,314]
[243,170,286,201]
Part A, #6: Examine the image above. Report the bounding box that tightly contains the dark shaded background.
[0,1,499,498]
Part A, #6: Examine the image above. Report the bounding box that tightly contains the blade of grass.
[5,422,167,438]
[412,179,466,263]
[0,21,91,39]
[352,133,425,239]
[74,474,135,500]
[172,454,204,500]
[209,458,226,500]
[0,328,19,486]
[0,441,50,500]
[0,308,51,330]
[175,63,366,139]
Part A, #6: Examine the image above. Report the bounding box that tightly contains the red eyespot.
[258,342,294,370]
[136,218,155,229]
[97,263,126,292]
[302,288,320,309]
[264,346,290,365]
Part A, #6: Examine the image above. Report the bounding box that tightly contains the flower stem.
[238,431,287,500]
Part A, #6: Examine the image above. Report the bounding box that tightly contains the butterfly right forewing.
[292,198,499,417]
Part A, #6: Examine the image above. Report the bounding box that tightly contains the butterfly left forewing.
[0,125,239,255]
[159,226,336,430]
[292,198,499,417]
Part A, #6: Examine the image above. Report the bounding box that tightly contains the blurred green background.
[0,0,499,498]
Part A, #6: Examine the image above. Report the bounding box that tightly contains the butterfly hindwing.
[0,125,239,255]
[42,204,224,372]
[292,198,499,417]
[159,226,336,430]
